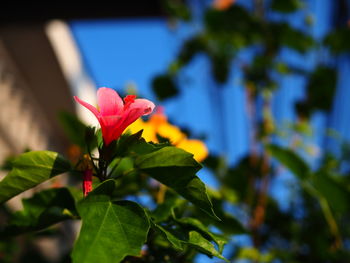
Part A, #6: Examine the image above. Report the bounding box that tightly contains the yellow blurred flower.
[127,110,208,162]
[176,139,209,163]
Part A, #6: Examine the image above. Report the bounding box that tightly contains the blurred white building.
[0,25,77,162]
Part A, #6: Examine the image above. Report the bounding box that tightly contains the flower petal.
[157,122,185,145]
[73,96,100,119]
[128,99,155,116]
[97,87,124,116]
[109,100,154,142]
[99,115,122,145]
[122,99,155,129]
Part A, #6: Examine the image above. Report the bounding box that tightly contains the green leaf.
[187,231,228,262]
[108,157,134,179]
[175,217,228,253]
[0,151,71,204]
[152,223,184,251]
[1,188,77,237]
[117,129,144,153]
[151,222,227,260]
[72,180,150,263]
[266,144,310,180]
[117,131,167,157]
[151,192,186,222]
[135,146,219,220]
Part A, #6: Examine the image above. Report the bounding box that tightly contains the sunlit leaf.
[72,180,150,263]
[135,146,219,220]
[0,151,71,204]
[187,231,228,262]
[152,223,184,251]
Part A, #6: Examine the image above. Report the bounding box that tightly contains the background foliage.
[1,0,350,262]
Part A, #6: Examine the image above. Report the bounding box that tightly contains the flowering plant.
[0,87,229,263]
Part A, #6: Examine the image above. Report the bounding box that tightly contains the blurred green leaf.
[271,0,303,13]
[274,62,290,74]
[295,66,336,118]
[295,100,311,119]
[0,188,77,237]
[306,66,337,112]
[210,52,231,84]
[267,144,310,179]
[245,55,273,89]
[205,196,247,235]
[135,146,219,220]
[205,6,263,47]
[177,36,208,66]
[223,155,262,201]
[0,151,71,204]
[151,192,186,222]
[237,247,274,262]
[312,172,350,214]
[163,0,192,21]
[270,22,314,53]
[108,157,134,179]
[85,126,100,153]
[324,27,350,54]
[152,74,179,100]
[0,155,16,171]
[72,180,150,263]
[58,111,87,148]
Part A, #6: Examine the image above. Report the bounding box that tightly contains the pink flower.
[74,87,155,145]
[83,169,93,197]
